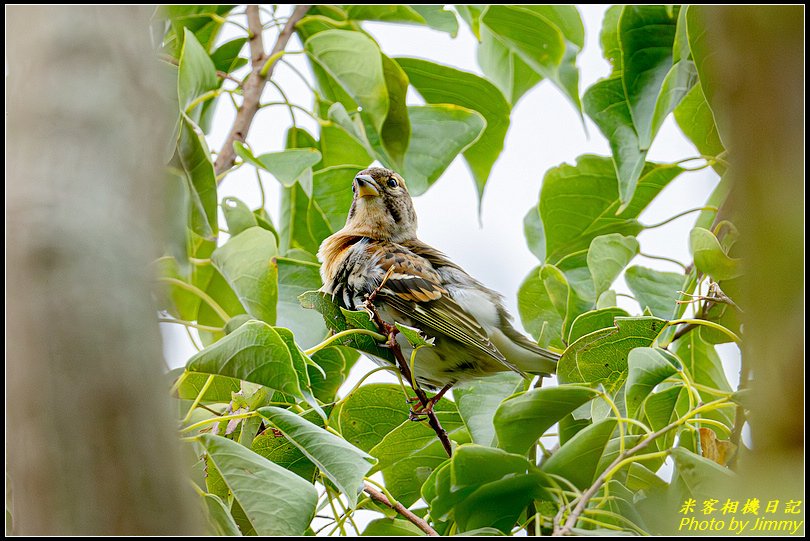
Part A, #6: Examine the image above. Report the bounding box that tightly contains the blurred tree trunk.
[699,5,804,511]
[7,6,200,534]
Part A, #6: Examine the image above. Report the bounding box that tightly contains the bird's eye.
[387,178,398,188]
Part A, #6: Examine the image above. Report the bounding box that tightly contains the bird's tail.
[494,322,559,376]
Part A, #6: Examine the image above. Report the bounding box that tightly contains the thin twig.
[213,4,310,178]
[363,482,439,536]
[552,397,732,536]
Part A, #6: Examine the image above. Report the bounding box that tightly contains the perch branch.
[213,4,310,178]
[363,482,439,536]
[362,295,454,458]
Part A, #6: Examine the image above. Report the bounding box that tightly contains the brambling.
[318,167,558,401]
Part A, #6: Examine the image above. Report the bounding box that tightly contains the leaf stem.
[180,411,260,434]
[158,317,223,333]
[642,206,718,229]
[666,318,741,344]
[181,374,215,424]
[156,277,231,322]
[303,328,386,356]
[638,251,687,270]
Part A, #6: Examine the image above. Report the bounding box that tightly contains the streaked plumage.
[318,167,558,391]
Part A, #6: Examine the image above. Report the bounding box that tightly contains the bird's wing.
[368,242,517,369]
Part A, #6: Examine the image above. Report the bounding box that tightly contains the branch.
[552,397,732,536]
[213,4,310,178]
[363,482,439,536]
[363,298,454,458]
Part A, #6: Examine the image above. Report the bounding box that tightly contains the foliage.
[158,5,742,536]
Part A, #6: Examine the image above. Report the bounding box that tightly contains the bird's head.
[344,167,417,242]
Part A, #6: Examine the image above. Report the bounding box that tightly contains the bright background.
[161,4,739,406]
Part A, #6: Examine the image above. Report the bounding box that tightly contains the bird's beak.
[354,175,380,198]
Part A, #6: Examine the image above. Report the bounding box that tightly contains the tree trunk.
[7,6,200,534]
[700,5,804,511]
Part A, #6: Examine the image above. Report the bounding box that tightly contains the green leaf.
[540,263,592,338]
[397,57,510,203]
[211,227,278,324]
[583,76,648,210]
[311,164,361,232]
[479,6,565,81]
[690,227,742,281]
[410,5,459,36]
[649,8,698,148]
[557,317,668,395]
[201,493,241,536]
[674,83,726,172]
[278,182,332,255]
[596,289,618,309]
[258,406,376,507]
[537,155,682,264]
[454,373,524,447]
[175,372,241,403]
[625,347,681,417]
[187,320,304,399]
[300,291,393,362]
[424,445,549,533]
[673,333,732,426]
[456,5,484,39]
[161,5,234,55]
[685,6,725,144]
[273,327,324,419]
[523,206,546,262]
[567,307,630,344]
[174,114,218,239]
[276,257,325,349]
[306,30,389,134]
[395,322,435,348]
[346,5,423,23]
[221,197,258,237]
[197,267,248,345]
[587,233,639,300]
[378,55,410,169]
[209,37,247,74]
[624,265,686,320]
[517,266,564,349]
[308,346,352,404]
[494,385,596,455]
[625,461,668,492]
[317,107,372,168]
[670,447,735,500]
[363,518,425,536]
[540,419,617,489]
[600,6,623,74]
[339,383,412,453]
[371,401,468,506]
[252,417,322,483]
[198,433,318,536]
[480,6,582,111]
[234,142,321,196]
[403,105,486,196]
[619,6,679,149]
[477,25,543,106]
[177,29,218,113]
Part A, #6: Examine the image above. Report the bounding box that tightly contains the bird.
[317,167,559,410]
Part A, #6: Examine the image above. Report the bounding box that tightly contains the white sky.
[161,4,740,400]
